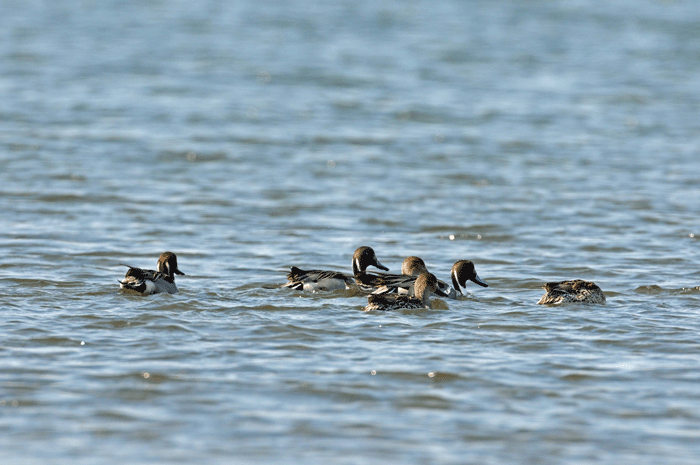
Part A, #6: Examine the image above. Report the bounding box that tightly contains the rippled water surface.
[2,0,700,463]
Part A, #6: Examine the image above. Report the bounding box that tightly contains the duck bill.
[471,273,488,287]
[373,260,389,272]
[174,269,185,275]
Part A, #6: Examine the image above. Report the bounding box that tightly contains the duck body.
[365,272,444,311]
[537,279,605,305]
[356,270,422,294]
[119,252,185,295]
[283,246,388,292]
[282,267,352,291]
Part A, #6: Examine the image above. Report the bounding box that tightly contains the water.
[2,0,700,463]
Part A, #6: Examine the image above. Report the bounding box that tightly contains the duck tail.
[119,277,147,293]
[280,280,304,290]
[286,266,304,280]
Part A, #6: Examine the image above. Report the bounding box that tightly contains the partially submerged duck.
[358,255,429,293]
[282,246,389,291]
[449,260,489,296]
[119,252,185,295]
[536,279,605,305]
[371,258,488,299]
[365,272,446,311]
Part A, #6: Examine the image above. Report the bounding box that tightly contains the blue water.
[2,1,700,463]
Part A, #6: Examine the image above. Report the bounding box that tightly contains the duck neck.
[451,272,463,295]
[416,287,432,307]
[352,258,362,277]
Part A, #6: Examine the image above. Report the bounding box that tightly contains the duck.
[358,255,429,293]
[364,272,446,311]
[282,246,389,291]
[370,258,488,299]
[449,260,489,296]
[536,279,605,305]
[118,251,185,295]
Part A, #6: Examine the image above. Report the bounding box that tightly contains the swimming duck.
[536,279,606,305]
[118,251,185,295]
[371,258,488,299]
[364,272,446,311]
[282,246,389,291]
[449,260,489,295]
[359,255,429,293]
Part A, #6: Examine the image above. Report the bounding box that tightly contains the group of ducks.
[118,247,607,309]
[282,246,489,311]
